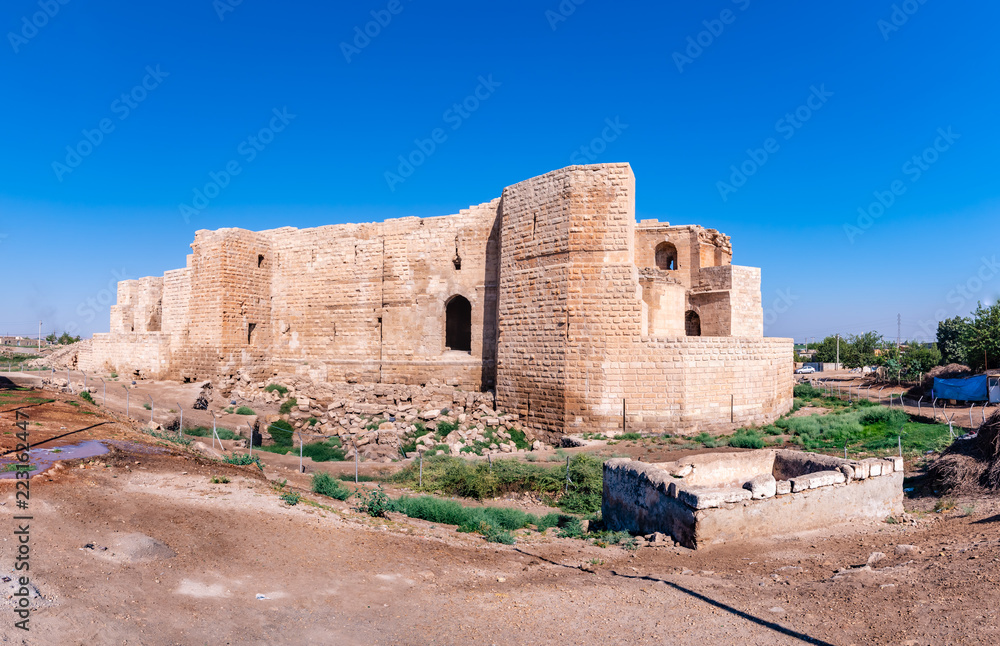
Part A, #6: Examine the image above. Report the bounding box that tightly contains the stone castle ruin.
[81,163,792,439]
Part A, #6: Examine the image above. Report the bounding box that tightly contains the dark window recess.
[445,296,472,353]
[248,323,257,345]
[655,242,678,271]
[685,311,701,337]
[258,254,265,268]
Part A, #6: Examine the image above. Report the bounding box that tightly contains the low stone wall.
[603,450,904,548]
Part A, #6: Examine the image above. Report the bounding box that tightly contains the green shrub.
[265,384,289,395]
[729,429,765,449]
[353,486,391,517]
[279,398,298,415]
[80,391,96,405]
[268,420,295,447]
[235,406,255,416]
[301,439,346,462]
[435,420,459,438]
[619,432,642,441]
[859,407,909,428]
[692,431,720,448]
[312,472,352,500]
[223,453,264,471]
[793,384,825,399]
[307,417,318,426]
[479,523,516,545]
[280,491,301,505]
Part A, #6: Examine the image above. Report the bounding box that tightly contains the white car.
[795,366,816,374]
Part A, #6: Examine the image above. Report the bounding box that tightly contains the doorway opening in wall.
[445,296,472,353]
[655,242,678,271]
[685,311,701,337]
[248,323,257,345]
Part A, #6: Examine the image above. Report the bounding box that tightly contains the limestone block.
[850,461,869,480]
[678,486,752,510]
[743,474,777,500]
[863,459,883,477]
[789,470,846,493]
[884,456,903,472]
[775,479,791,495]
[420,410,441,420]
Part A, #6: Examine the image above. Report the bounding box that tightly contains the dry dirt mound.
[928,409,1000,492]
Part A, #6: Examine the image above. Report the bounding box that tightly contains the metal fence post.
[247,422,253,457]
[354,439,359,484]
[419,451,423,488]
[564,455,571,493]
[147,395,154,425]
[178,405,184,438]
[125,386,130,418]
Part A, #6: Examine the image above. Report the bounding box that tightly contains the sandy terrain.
[1,376,999,645]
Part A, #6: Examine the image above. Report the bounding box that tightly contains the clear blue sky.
[1,0,997,343]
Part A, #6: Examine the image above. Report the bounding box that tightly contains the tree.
[903,344,942,375]
[962,302,1000,372]
[45,333,57,344]
[813,336,840,363]
[842,331,883,370]
[937,317,970,365]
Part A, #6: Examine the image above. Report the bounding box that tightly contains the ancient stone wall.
[84,162,792,438]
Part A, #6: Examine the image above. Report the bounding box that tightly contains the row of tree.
[798,301,1000,379]
[45,332,81,345]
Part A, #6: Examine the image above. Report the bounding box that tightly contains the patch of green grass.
[210,475,230,484]
[255,444,291,455]
[23,397,55,404]
[279,398,298,415]
[142,402,151,410]
[223,453,264,471]
[145,430,193,447]
[301,439,346,462]
[618,432,642,441]
[185,426,240,440]
[692,431,721,448]
[0,463,37,472]
[728,429,765,449]
[264,383,288,395]
[507,427,531,451]
[280,491,301,505]
[311,472,352,500]
[389,453,604,515]
[365,417,386,431]
[389,496,564,540]
[235,406,255,416]
[337,473,378,483]
[80,391,95,405]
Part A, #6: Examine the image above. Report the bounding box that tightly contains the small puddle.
[0,440,109,479]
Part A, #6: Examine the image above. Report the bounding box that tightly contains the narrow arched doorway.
[446,296,472,353]
[685,310,701,337]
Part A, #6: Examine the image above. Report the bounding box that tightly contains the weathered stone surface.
[743,474,777,499]
[678,486,752,510]
[80,164,792,441]
[775,479,792,495]
[790,470,846,493]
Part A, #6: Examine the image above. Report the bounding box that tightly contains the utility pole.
[897,314,901,350]
[836,334,840,371]
[38,321,41,351]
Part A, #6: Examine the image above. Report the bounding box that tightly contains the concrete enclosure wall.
[82,163,792,438]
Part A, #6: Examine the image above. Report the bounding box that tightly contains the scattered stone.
[867,552,886,567]
[743,474,777,499]
[895,544,918,555]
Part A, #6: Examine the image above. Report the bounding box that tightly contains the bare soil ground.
[1,377,999,645]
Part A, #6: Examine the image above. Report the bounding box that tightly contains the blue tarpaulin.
[933,376,989,401]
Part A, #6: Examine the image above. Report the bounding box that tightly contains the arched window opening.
[685,311,701,337]
[655,242,678,271]
[445,296,472,353]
